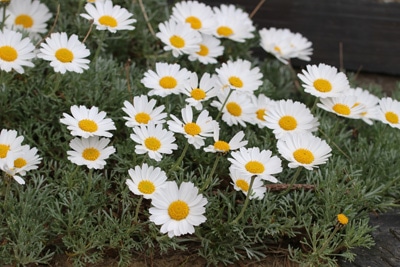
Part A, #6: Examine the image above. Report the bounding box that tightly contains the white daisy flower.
[5,0,52,39]
[130,123,178,162]
[0,129,24,165]
[80,0,136,33]
[277,133,332,170]
[60,105,116,138]
[37,32,90,74]
[317,96,367,119]
[67,136,116,169]
[251,94,276,128]
[122,95,167,127]
[297,63,350,98]
[149,181,207,238]
[126,163,167,200]
[228,147,282,183]
[259,27,313,64]
[1,145,42,185]
[229,167,266,200]
[212,4,255,42]
[188,33,224,64]
[215,59,263,93]
[0,29,35,74]
[156,18,202,58]
[167,105,216,149]
[182,72,218,110]
[87,0,105,3]
[211,89,256,127]
[263,99,319,139]
[204,126,247,153]
[171,0,216,35]
[141,62,191,97]
[377,97,400,129]
[345,87,380,125]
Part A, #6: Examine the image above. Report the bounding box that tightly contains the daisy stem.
[280,166,303,196]
[85,168,93,199]
[133,195,143,223]
[170,142,189,173]
[317,223,342,254]
[0,4,6,30]
[2,174,12,204]
[216,89,233,121]
[200,154,221,192]
[93,31,106,62]
[51,73,62,97]
[231,175,256,225]
[318,128,351,160]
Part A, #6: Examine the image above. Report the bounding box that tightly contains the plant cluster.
[0,0,399,266]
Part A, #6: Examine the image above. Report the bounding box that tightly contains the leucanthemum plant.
[0,0,398,266]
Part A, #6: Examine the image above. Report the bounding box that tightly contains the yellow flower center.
[98,15,118,28]
[14,158,27,168]
[235,179,249,192]
[0,46,18,62]
[274,46,282,54]
[196,44,209,56]
[385,111,399,124]
[245,161,265,174]
[0,144,10,158]
[293,148,315,164]
[144,137,161,151]
[213,140,230,152]
[15,14,34,28]
[226,102,242,117]
[256,109,266,121]
[190,88,206,100]
[332,103,351,116]
[78,119,98,133]
[135,112,151,124]
[278,115,297,131]
[169,35,185,48]
[337,213,349,225]
[55,48,74,63]
[228,76,243,88]
[168,200,189,221]
[137,180,156,194]
[82,147,100,161]
[159,76,177,89]
[313,78,332,92]
[217,26,234,37]
[185,16,202,30]
[184,122,201,136]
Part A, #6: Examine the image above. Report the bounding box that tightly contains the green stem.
[85,169,93,199]
[319,128,350,160]
[281,166,303,195]
[317,224,341,254]
[170,141,189,173]
[200,154,221,192]
[231,175,256,224]
[133,195,143,223]
[0,3,7,31]
[93,31,106,62]
[50,72,62,97]
[67,165,80,189]
[215,89,233,121]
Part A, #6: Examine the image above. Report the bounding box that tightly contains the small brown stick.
[137,0,156,37]
[266,184,316,192]
[36,4,60,47]
[250,0,266,19]
[82,19,94,43]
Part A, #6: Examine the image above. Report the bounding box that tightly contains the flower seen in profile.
[263,99,319,139]
[60,105,116,138]
[122,95,167,128]
[167,105,216,149]
[130,123,178,162]
[317,96,367,119]
[345,87,380,125]
[212,4,255,42]
[81,0,136,33]
[188,33,224,64]
[141,62,191,97]
[5,0,52,39]
[204,124,247,153]
[297,63,350,98]
[229,167,266,200]
[277,132,332,170]
[251,94,276,128]
[228,147,282,183]
[0,129,24,165]
[67,136,115,169]
[126,163,167,200]
[171,0,216,35]
[37,32,90,74]
[377,97,400,129]
[156,18,202,58]
[149,181,207,238]
[182,72,218,110]
[215,59,263,93]
[0,29,35,74]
